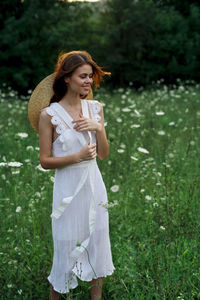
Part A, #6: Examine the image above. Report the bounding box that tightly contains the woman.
[28,51,114,300]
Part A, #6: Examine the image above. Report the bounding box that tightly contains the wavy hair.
[51,50,110,103]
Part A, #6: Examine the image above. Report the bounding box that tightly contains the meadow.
[0,81,200,299]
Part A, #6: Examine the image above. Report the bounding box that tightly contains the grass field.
[0,81,200,299]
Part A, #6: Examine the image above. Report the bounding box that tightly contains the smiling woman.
[28,50,114,300]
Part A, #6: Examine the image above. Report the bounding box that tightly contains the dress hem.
[47,268,115,294]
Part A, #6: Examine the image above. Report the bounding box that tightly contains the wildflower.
[120,143,126,149]
[158,130,165,135]
[110,185,119,192]
[140,189,145,193]
[131,156,138,161]
[35,147,40,151]
[0,162,7,166]
[116,118,122,123]
[50,176,55,183]
[8,162,23,167]
[153,202,159,207]
[12,170,20,175]
[122,107,131,112]
[137,147,149,154]
[169,121,175,126]
[157,172,162,176]
[145,195,152,201]
[134,109,140,116]
[159,226,166,231]
[121,95,126,100]
[156,111,165,116]
[36,164,50,172]
[17,132,28,138]
[130,124,140,128]
[99,200,118,209]
[7,284,13,288]
[18,289,22,295]
[16,206,22,213]
[117,149,125,153]
[26,146,34,151]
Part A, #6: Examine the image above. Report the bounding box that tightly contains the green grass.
[0,81,200,299]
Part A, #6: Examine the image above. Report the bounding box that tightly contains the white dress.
[46,100,115,293]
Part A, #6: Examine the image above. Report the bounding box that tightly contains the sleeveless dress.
[46,100,115,294]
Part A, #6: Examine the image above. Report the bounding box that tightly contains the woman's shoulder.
[85,100,102,121]
[85,99,102,111]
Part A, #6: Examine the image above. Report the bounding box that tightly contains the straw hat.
[28,73,93,133]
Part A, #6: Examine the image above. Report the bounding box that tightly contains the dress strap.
[81,100,92,144]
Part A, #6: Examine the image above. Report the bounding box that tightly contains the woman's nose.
[86,76,93,84]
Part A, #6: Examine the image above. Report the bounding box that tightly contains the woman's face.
[65,64,93,96]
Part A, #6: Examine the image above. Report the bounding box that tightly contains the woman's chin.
[80,91,89,99]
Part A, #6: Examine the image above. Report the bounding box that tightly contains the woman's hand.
[79,139,97,161]
[72,113,102,133]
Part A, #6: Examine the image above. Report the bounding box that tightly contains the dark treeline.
[1,0,200,94]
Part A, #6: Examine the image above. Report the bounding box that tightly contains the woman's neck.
[60,91,81,108]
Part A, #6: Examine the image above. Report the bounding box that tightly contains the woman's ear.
[64,76,69,84]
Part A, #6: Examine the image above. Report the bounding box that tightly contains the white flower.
[110,185,119,192]
[7,284,13,288]
[153,202,159,207]
[17,289,23,295]
[50,176,55,183]
[0,162,7,166]
[8,162,23,167]
[16,206,22,213]
[190,141,195,146]
[145,195,152,200]
[122,107,131,112]
[116,118,122,123]
[168,153,174,158]
[157,172,162,176]
[158,130,165,135]
[35,147,40,151]
[159,226,166,231]
[12,170,20,175]
[137,147,149,154]
[26,146,34,151]
[121,95,126,100]
[99,200,118,209]
[156,111,165,116]
[120,143,126,149]
[140,189,145,193]
[117,149,125,153]
[17,132,28,138]
[169,122,175,126]
[36,164,50,172]
[130,124,140,128]
[134,109,140,116]
[131,156,138,161]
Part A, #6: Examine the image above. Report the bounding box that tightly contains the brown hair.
[51,50,110,103]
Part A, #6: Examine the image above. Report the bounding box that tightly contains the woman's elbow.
[40,157,50,169]
[98,149,109,160]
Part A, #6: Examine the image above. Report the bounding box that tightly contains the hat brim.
[28,73,93,133]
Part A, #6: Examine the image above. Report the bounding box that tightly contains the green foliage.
[1,0,200,92]
[0,83,200,299]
